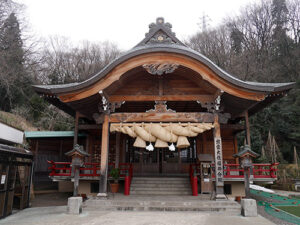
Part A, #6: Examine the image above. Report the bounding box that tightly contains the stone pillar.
[98,114,110,197]
[213,113,226,200]
[68,197,82,214]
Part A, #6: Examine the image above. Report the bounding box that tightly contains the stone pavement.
[0,206,275,225]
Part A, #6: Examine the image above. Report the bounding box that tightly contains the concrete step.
[130,176,192,195]
[84,199,241,214]
[132,178,190,184]
[130,190,192,195]
[132,180,190,184]
[133,177,189,180]
[130,183,191,188]
[130,187,192,191]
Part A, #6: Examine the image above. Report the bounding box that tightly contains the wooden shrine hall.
[33,18,294,199]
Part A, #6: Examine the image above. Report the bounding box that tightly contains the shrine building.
[32,18,295,199]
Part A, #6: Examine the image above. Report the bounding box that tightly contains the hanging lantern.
[176,136,190,149]
[155,139,169,148]
[133,136,146,148]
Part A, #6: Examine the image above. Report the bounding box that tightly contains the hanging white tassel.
[169,143,175,151]
[146,142,154,151]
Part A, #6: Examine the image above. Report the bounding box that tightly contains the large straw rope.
[144,123,178,143]
[134,124,156,142]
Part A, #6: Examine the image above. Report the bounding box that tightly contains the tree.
[187,0,300,162]
[0,12,32,111]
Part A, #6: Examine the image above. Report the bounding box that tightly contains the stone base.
[215,194,227,201]
[97,192,108,199]
[67,197,82,214]
[241,199,257,217]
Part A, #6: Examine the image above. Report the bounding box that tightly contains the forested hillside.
[186,0,300,161]
[0,0,298,162]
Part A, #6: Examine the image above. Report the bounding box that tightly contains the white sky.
[17,0,259,51]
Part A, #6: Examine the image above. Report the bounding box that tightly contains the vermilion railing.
[47,161,133,178]
[211,163,279,179]
[188,162,278,196]
[47,161,133,195]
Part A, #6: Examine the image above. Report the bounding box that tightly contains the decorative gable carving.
[136,17,185,47]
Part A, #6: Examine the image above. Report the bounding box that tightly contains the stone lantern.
[65,144,90,197]
[233,145,259,198]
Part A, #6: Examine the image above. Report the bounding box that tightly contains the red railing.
[48,161,133,178]
[47,161,133,195]
[211,163,278,179]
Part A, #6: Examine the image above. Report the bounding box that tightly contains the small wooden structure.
[33,18,294,199]
[0,144,33,219]
[25,131,87,190]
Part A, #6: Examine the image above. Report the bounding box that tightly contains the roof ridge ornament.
[135,17,186,47]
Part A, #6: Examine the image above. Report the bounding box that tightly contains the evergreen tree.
[0,12,32,111]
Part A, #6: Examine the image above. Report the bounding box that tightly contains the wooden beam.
[78,124,101,130]
[73,111,79,147]
[99,114,110,196]
[108,95,214,102]
[109,112,230,124]
[244,110,251,146]
[220,124,244,130]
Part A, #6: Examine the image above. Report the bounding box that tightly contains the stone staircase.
[83,176,241,214]
[130,177,192,195]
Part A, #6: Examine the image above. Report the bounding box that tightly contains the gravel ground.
[250,193,296,225]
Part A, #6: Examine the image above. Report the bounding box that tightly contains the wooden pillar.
[121,135,126,163]
[34,140,39,163]
[115,133,120,168]
[234,136,239,164]
[213,113,226,200]
[85,134,90,162]
[59,139,63,160]
[73,111,80,147]
[98,114,110,196]
[202,132,207,154]
[244,111,251,146]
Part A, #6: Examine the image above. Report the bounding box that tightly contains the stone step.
[132,177,189,181]
[130,183,191,188]
[84,199,241,214]
[130,190,192,195]
[86,199,240,207]
[132,180,190,184]
[130,187,191,191]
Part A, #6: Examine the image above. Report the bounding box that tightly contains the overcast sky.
[18,0,259,50]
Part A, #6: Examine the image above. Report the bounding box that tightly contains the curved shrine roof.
[33,18,295,119]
